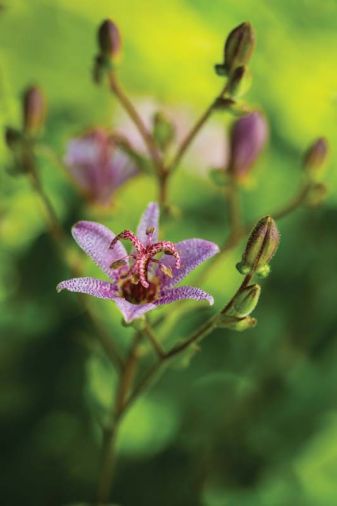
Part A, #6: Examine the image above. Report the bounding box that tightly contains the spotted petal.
[159,239,220,288]
[72,221,128,279]
[56,277,119,299]
[136,202,159,243]
[113,299,157,323]
[158,285,214,305]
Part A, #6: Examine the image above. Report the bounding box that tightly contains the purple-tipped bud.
[224,22,255,73]
[98,19,121,59]
[303,137,328,177]
[22,86,46,135]
[228,112,268,180]
[237,216,280,277]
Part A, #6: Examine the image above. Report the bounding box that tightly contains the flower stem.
[96,332,142,503]
[142,316,166,358]
[108,72,165,177]
[168,84,229,173]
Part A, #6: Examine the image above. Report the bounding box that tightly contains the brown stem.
[29,165,65,242]
[108,72,165,176]
[96,332,142,503]
[168,84,229,173]
[142,317,166,358]
[158,170,170,211]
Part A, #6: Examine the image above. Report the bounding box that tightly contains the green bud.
[224,22,255,74]
[303,137,328,179]
[227,65,252,97]
[218,315,257,331]
[98,19,121,59]
[231,284,261,317]
[237,216,280,277]
[152,111,175,152]
[22,86,46,136]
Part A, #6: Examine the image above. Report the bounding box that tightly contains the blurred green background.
[1,0,337,505]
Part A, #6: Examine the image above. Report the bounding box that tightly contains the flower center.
[120,277,160,304]
[110,228,180,290]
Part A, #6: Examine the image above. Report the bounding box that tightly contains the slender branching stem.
[124,270,254,412]
[108,72,164,177]
[142,316,166,358]
[96,332,142,504]
[168,84,229,173]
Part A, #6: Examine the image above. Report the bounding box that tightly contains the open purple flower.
[65,128,137,205]
[57,202,219,322]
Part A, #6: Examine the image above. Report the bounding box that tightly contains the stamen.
[110,230,145,253]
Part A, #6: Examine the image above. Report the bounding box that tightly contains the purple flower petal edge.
[136,202,159,243]
[159,238,220,288]
[72,221,128,279]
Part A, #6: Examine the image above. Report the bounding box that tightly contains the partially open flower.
[64,128,138,205]
[57,202,219,322]
[227,112,268,181]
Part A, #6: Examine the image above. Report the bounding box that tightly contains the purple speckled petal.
[113,299,157,323]
[136,202,160,243]
[56,276,155,322]
[56,277,119,299]
[72,221,128,279]
[158,286,214,305]
[159,239,220,288]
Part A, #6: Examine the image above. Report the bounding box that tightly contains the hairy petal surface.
[158,285,214,305]
[56,277,119,299]
[136,202,160,243]
[72,221,128,278]
[159,239,220,288]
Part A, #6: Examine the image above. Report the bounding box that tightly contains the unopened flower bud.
[218,315,257,331]
[231,284,261,317]
[228,112,268,180]
[152,111,175,152]
[237,216,280,277]
[223,22,255,74]
[22,86,46,135]
[98,19,121,59]
[227,65,252,97]
[303,137,328,178]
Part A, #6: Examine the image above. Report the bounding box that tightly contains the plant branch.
[96,331,142,503]
[168,84,229,173]
[108,72,165,177]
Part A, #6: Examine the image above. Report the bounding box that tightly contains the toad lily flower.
[65,128,137,205]
[57,202,219,322]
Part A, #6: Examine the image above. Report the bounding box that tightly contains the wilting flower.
[228,111,268,181]
[65,128,137,205]
[57,202,219,322]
